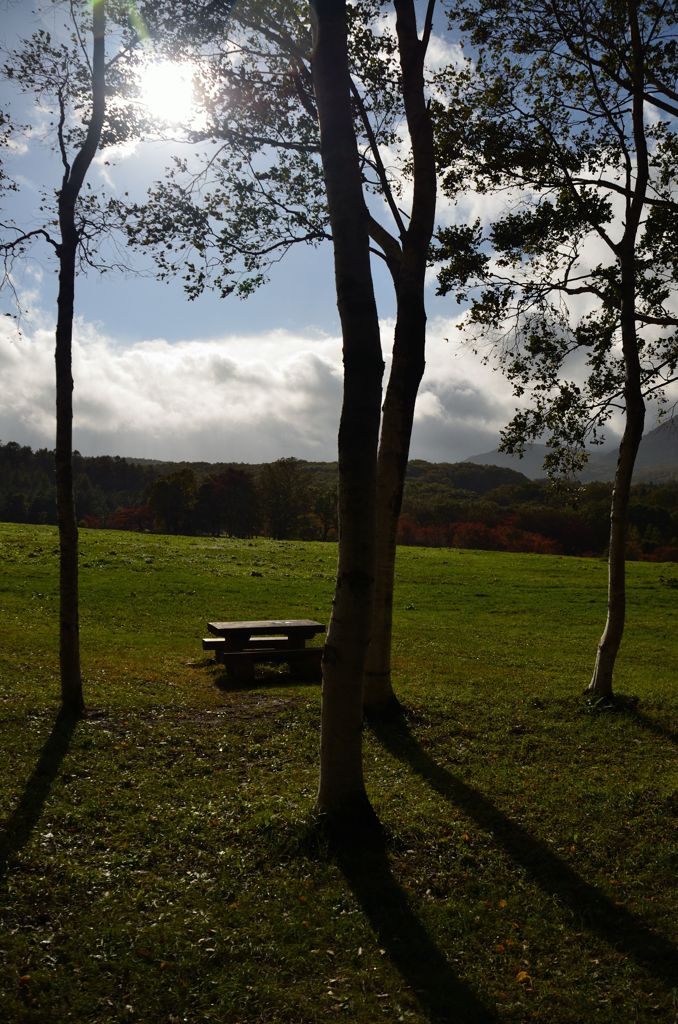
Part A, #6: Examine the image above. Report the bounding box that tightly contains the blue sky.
[0,1,521,464]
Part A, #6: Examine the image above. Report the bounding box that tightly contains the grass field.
[0,521,676,1023]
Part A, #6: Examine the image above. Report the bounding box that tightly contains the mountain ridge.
[465,417,678,482]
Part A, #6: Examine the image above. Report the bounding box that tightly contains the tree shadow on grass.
[370,714,678,992]
[585,694,678,748]
[333,829,497,1024]
[0,708,78,885]
[630,709,678,748]
[209,665,321,692]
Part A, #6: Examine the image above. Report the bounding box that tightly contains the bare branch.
[349,76,406,238]
[70,0,93,76]
[635,311,678,327]
[0,227,59,253]
[421,0,437,56]
[367,214,402,282]
[56,86,70,176]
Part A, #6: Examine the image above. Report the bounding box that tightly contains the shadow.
[0,708,79,885]
[629,709,678,748]
[371,715,678,991]
[576,694,678,748]
[333,830,497,1024]
[210,666,321,692]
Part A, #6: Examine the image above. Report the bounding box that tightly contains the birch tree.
[311,0,384,822]
[123,0,442,716]
[1,1,142,713]
[435,0,678,699]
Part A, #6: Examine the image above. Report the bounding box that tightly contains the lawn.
[0,522,676,1023]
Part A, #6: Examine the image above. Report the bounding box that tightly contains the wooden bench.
[203,619,326,683]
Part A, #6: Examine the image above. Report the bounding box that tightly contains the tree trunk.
[363,0,437,716]
[55,222,83,714]
[586,254,645,698]
[311,0,384,825]
[364,283,426,714]
[586,386,644,699]
[586,0,648,701]
[55,0,106,715]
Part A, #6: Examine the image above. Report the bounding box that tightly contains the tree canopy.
[0,0,159,712]
[434,0,678,696]
[120,0,442,714]
[435,0,678,466]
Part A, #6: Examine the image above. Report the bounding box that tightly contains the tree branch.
[421,0,437,56]
[348,76,406,238]
[56,87,70,176]
[635,311,678,327]
[64,0,105,199]
[0,227,59,253]
[367,214,402,282]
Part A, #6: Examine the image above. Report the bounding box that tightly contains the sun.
[138,60,196,126]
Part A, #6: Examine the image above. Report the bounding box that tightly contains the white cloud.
[370,10,464,72]
[5,137,29,156]
[0,316,345,461]
[94,139,142,188]
[426,32,465,73]
[0,308,517,465]
[409,315,518,461]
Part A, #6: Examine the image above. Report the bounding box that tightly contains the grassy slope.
[0,523,676,1024]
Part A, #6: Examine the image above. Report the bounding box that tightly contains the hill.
[581,417,678,482]
[463,442,552,479]
[465,416,678,482]
[1,440,676,559]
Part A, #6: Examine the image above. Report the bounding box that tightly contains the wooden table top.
[207,619,325,637]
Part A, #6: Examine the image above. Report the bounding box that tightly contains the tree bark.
[586,380,644,699]
[364,278,426,714]
[363,0,437,715]
[587,0,647,700]
[311,0,384,824]
[587,238,645,698]
[55,206,83,713]
[55,0,106,715]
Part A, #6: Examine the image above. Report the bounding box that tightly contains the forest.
[2,439,677,560]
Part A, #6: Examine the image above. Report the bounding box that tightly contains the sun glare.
[139,60,196,126]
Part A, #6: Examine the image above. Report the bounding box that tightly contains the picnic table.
[202,619,326,683]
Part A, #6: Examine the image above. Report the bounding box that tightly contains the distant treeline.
[2,441,677,560]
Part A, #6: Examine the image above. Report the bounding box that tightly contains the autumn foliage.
[2,442,677,560]
[397,515,561,554]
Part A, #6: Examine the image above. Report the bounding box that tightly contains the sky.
[0,2,645,467]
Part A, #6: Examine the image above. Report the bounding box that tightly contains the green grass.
[1,522,677,1023]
